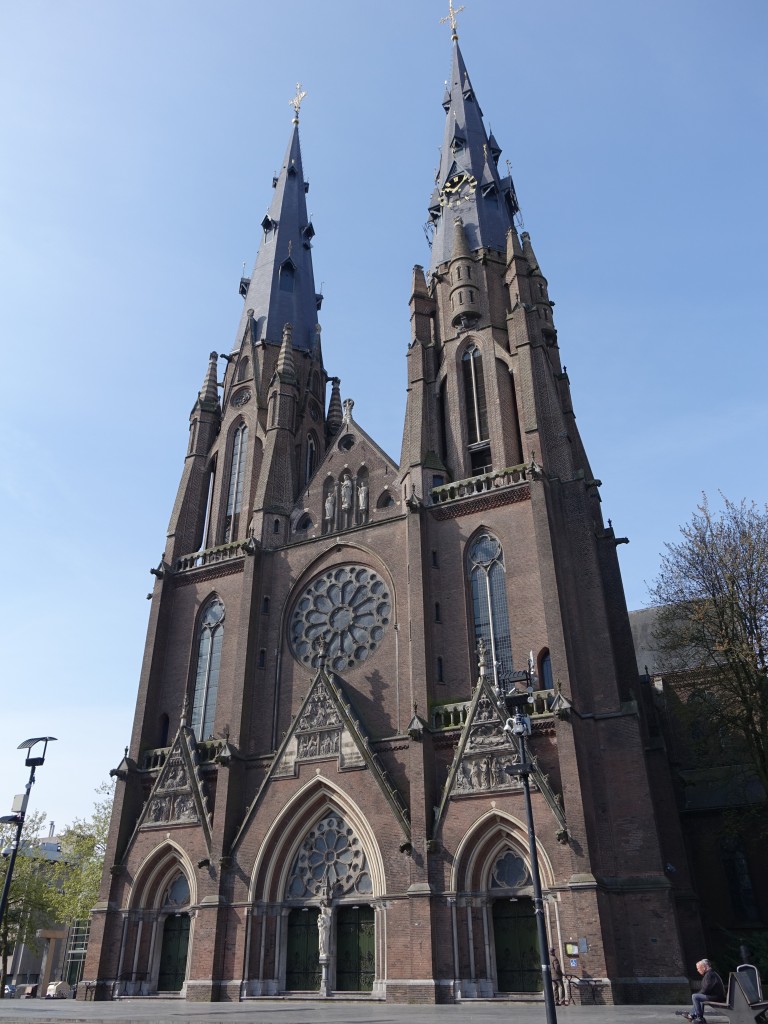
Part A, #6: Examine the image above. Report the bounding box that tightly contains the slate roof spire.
[235,89,320,353]
[427,38,520,272]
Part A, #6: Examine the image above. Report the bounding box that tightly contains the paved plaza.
[0,999,697,1024]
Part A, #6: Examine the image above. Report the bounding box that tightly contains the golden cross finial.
[440,0,465,40]
[289,82,307,124]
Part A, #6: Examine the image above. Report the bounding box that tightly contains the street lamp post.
[0,737,56,942]
[503,681,558,1024]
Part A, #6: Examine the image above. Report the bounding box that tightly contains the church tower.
[83,23,689,1007]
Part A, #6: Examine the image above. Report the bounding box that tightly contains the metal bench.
[706,967,768,1024]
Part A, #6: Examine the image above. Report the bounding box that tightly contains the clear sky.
[1,0,766,830]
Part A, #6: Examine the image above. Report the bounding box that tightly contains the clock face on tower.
[440,171,478,207]
[289,565,392,674]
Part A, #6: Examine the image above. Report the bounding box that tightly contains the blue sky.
[1,0,766,829]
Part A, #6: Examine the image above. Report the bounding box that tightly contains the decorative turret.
[196,351,220,413]
[274,322,297,383]
[326,377,343,436]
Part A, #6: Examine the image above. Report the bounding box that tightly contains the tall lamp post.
[503,674,558,1024]
[0,737,56,939]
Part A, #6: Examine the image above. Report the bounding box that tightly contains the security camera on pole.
[503,656,558,1024]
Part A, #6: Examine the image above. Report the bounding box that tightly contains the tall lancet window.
[224,422,248,542]
[191,596,225,740]
[462,345,491,474]
[467,532,513,690]
[305,433,317,485]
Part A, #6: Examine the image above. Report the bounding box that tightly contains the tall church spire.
[236,96,320,352]
[427,40,519,271]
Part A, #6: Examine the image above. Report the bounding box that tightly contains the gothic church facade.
[83,29,690,1005]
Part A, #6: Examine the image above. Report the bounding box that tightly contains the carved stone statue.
[317,904,332,958]
[357,482,368,512]
[341,476,353,511]
[324,492,335,522]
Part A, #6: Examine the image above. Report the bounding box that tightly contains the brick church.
[83,20,692,1005]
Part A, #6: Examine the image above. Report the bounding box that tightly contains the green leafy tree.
[650,495,768,796]
[52,782,114,925]
[0,811,61,997]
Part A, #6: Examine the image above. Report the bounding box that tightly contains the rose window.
[286,814,372,898]
[289,565,391,673]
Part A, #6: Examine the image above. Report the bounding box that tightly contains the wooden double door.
[285,905,374,993]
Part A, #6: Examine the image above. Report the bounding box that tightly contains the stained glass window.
[191,597,224,740]
[286,814,372,898]
[468,532,513,690]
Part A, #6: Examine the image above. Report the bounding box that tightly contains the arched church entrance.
[246,790,385,998]
[489,850,541,994]
[156,874,191,993]
[283,812,375,994]
[451,815,558,998]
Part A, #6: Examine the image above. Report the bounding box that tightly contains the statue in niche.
[318,904,332,958]
[324,492,335,522]
[341,476,353,511]
[357,481,368,512]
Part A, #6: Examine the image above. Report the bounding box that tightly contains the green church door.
[285,908,320,991]
[492,898,542,993]
[336,905,375,992]
[157,913,190,991]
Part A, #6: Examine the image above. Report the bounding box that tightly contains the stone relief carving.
[452,752,521,794]
[298,685,342,730]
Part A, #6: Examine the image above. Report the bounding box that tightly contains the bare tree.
[650,495,768,796]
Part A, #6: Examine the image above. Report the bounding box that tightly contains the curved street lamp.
[0,737,57,939]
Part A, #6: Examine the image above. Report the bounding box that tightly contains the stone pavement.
[0,999,699,1024]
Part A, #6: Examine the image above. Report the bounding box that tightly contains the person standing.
[550,947,565,1006]
[683,958,725,1022]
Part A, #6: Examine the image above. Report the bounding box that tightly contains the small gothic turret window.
[237,356,250,382]
[279,262,295,293]
[437,656,444,682]
[223,423,248,542]
[191,596,225,741]
[467,532,513,691]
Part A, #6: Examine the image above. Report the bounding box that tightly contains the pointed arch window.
[462,345,491,474]
[467,532,513,690]
[191,597,225,741]
[462,345,489,444]
[305,433,317,485]
[224,422,248,542]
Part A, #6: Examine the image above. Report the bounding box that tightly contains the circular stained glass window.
[289,565,391,673]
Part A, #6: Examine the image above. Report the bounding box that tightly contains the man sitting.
[682,959,726,1023]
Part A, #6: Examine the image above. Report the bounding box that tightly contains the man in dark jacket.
[683,959,726,1022]
[550,948,565,1006]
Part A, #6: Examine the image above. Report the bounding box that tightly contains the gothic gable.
[434,678,524,834]
[290,403,401,539]
[231,668,410,853]
[135,726,213,853]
